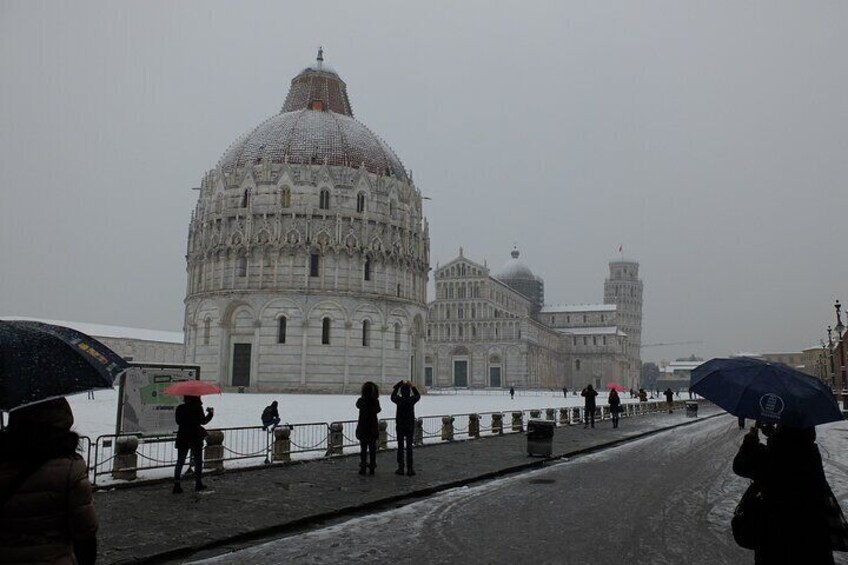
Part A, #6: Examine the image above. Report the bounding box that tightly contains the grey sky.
[1,1,846,364]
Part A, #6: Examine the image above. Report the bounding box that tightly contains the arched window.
[277,316,287,344]
[458,325,464,338]
[575,359,581,371]
[203,319,211,345]
[242,189,250,208]
[281,187,291,208]
[364,258,371,281]
[394,323,401,349]
[362,320,370,346]
[310,251,320,277]
[397,283,401,298]
[356,192,366,213]
[319,189,330,210]
[237,256,247,277]
[321,317,331,345]
[389,200,395,218]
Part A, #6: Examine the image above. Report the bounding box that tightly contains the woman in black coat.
[173,395,213,493]
[355,382,381,475]
[608,389,622,429]
[732,424,835,564]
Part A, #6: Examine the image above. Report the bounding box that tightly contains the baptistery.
[184,50,430,392]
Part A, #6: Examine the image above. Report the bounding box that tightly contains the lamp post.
[836,300,846,394]
[828,326,835,390]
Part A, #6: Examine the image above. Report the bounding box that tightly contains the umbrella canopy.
[606,382,627,392]
[690,357,842,428]
[0,320,129,412]
[163,380,222,397]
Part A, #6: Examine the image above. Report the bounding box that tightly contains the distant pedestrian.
[581,384,598,429]
[86,390,95,400]
[509,386,515,400]
[688,390,694,400]
[261,400,281,430]
[0,398,98,564]
[638,388,648,402]
[562,386,568,398]
[608,389,622,429]
[733,424,840,564]
[737,416,746,430]
[391,380,420,476]
[664,388,674,413]
[355,382,381,476]
[172,396,213,494]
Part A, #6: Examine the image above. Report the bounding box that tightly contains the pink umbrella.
[163,380,222,397]
[606,382,627,392]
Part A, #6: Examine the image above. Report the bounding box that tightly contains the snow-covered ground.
[65,388,649,439]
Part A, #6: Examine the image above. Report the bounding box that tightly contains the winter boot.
[359,464,367,475]
[406,468,416,477]
[172,483,183,494]
[395,467,405,476]
[195,482,208,492]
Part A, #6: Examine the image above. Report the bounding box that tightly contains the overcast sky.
[1,1,846,363]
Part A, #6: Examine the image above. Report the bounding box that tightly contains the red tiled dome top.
[219,50,409,183]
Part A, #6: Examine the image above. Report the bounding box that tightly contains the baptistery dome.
[219,51,409,182]
[183,50,430,394]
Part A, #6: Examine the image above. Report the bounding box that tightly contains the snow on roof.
[540,304,616,313]
[556,326,626,336]
[662,361,704,373]
[1,316,184,344]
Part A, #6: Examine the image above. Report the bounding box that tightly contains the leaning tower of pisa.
[604,259,643,385]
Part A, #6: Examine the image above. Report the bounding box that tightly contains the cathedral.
[183,51,430,392]
[424,248,643,390]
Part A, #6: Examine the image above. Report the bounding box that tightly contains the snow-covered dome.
[495,247,544,309]
[218,49,409,183]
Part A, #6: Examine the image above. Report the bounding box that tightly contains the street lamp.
[836,300,846,394]
[828,326,836,390]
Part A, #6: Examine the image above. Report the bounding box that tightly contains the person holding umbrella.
[172,395,214,493]
[0,398,99,564]
[608,388,622,429]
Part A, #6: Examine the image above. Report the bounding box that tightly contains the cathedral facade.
[425,249,642,390]
[183,52,430,392]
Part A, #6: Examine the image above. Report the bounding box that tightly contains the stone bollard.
[441,416,455,441]
[529,409,541,419]
[559,408,570,425]
[546,408,556,421]
[511,411,524,433]
[414,418,424,446]
[492,413,504,435]
[572,407,581,423]
[378,420,388,450]
[325,422,344,456]
[469,414,480,438]
[204,430,224,472]
[272,426,292,463]
[111,436,139,481]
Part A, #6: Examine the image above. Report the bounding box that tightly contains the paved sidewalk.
[96,405,724,564]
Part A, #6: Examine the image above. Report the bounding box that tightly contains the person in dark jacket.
[355,382,381,475]
[391,380,420,476]
[664,388,675,413]
[608,389,622,429]
[0,398,98,565]
[562,386,568,398]
[733,424,836,564]
[581,384,598,428]
[509,386,515,400]
[638,388,648,402]
[173,395,213,493]
[261,400,281,430]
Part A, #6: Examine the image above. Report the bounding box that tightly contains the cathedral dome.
[218,49,409,183]
[496,247,536,282]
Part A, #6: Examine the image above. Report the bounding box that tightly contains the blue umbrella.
[690,357,843,428]
[0,320,129,412]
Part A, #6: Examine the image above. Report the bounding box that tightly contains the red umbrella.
[163,380,222,397]
[606,382,627,392]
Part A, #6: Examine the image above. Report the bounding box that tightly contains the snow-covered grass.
[65,388,646,439]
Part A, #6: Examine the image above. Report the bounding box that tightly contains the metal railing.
[78,399,690,486]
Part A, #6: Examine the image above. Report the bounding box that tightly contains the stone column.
[111,436,139,481]
[468,414,480,438]
[326,422,343,456]
[492,413,503,435]
[272,427,292,463]
[441,416,454,441]
[204,430,224,472]
[511,411,523,433]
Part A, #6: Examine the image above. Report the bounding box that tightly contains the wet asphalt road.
[194,416,848,565]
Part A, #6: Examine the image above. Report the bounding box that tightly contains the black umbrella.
[0,320,129,412]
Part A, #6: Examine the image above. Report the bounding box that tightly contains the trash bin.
[685,401,698,418]
[527,419,555,457]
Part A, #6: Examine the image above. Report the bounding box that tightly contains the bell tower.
[604,259,643,384]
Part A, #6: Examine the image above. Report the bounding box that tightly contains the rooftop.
[540,304,616,313]
[1,316,184,344]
